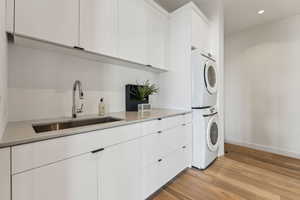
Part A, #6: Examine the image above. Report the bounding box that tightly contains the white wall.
[225,14,300,158]
[0,0,8,136]
[8,44,158,121]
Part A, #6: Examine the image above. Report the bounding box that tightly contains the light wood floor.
[150,143,300,200]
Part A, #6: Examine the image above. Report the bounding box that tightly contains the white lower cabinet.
[10,114,192,200]
[143,159,164,199]
[0,148,10,200]
[142,122,192,199]
[97,139,142,200]
[142,145,190,199]
[12,153,98,200]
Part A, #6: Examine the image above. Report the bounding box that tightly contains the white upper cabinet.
[9,0,170,71]
[191,10,210,52]
[118,0,147,65]
[80,0,118,57]
[12,153,98,200]
[14,0,79,47]
[145,2,169,70]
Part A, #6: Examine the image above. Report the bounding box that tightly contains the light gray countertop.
[0,109,191,148]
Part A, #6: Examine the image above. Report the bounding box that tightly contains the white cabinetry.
[118,0,147,64]
[12,153,98,200]
[141,114,192,198]
[8,0,170,71]
[145,2,169,69]
[98,139,142,200]
[0,148,10,200]
[10,114,192,200]
[14,0,79,47]
[80,0,118,57]
[191,9,210,52]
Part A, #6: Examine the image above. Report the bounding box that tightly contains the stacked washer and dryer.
[191,50,220,170]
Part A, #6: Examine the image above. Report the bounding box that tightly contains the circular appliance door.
[206,115,219,152]
[204,60,217,94]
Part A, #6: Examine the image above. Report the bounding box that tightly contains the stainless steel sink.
[33,117,123,133]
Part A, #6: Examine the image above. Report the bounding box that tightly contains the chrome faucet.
[72,80,84,118]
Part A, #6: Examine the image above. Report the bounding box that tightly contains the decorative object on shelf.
[126,80,159,111]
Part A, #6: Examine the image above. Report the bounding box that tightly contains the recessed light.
[258,10,265,15]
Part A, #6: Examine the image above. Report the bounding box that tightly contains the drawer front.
[141,124,188,166]
[12,124,141,174]
[161,145,190,186]
[141,120,159,136]
[159,115,185,131]
[159,125,187,157]
[142,144,190,199]
[141,133,160,167]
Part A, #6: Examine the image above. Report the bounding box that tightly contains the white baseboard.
[225,139,300,160]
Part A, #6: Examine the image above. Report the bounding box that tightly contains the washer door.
[204,60,217,94]
[206,115,219,152]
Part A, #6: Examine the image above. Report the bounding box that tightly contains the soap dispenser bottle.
[98,98,106,116]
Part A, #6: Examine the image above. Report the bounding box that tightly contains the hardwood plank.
[150,144,300,200]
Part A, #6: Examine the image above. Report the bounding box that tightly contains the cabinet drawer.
[141,120,159,136]
[159,115,184,131]
[12,124,141,174]
[159,125,187,157]
[161,145,190,186]
[141,133,160,167]
[142,145,190,199]
[141,124,188,166]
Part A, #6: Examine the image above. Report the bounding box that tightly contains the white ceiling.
[224,0,300,35]
[155,0,300,36]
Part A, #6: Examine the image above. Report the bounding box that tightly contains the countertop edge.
[0,110,192,148]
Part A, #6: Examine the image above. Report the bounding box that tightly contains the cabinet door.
[141,132,161,166]
[145,3,168,69]
[161,146,189,186]
[142,158,166,199]
[98,139,142,200]
[12,153,98,200]
[15,0,79,47]
[183,123,193,166]
[80,0,117,56]
[191,10,209,52]
[118,0,147,64]
[0,148,10,200]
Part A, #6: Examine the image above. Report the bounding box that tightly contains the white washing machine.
[191,50,218,109]
[192,107,220,169]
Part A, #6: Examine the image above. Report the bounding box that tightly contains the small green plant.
[130,80,159,101]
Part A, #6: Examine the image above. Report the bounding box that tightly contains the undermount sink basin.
[33,117,123,133]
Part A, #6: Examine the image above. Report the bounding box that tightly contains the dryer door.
[206,115,219,152]
[204,60,217,94]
